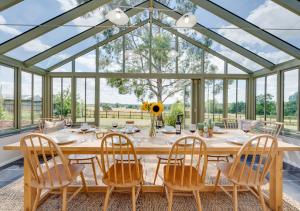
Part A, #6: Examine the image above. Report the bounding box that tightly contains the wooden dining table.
[3,128,300,211]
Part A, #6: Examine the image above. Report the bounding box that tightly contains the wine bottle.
[175,115,182,135]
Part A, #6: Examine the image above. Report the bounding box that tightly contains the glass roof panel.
[5,5,113,61]
[0,0,83,43]
[75,50,96,72]
[227,64,247,74]
[156,0,294,64]
[52,62,72,73]
[210,0,300,48]
[5,5,149,62]
[34,10,148,69]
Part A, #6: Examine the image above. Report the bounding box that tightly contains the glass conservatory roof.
[0,0,299,74]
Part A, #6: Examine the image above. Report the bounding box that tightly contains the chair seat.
[32,164,84,189]
[103,163,143,187]
[68,154,97,160]
[157,154,184,160]
[115,154,142,161]
[217,162,265,186]
[163,165,204,190]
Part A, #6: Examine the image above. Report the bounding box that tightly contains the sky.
[0,0,299,103]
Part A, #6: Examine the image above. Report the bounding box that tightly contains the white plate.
[50,135,76,145]
[227,136,250,145]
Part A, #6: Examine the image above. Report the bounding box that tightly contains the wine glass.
[157,120,163,129]
[112,121,118,128]
[189,124,196,133]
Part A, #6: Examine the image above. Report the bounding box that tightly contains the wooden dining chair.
[251,121,283,138]
[214,134,278,211]
[207,118,238,162]
[164,136,208,211]
[68,131,107,185]
[100,132,143,211]
[20,133,87,211]
[39,117,65,133]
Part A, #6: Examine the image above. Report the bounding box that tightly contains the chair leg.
[131,186,136,211]
[168,188,174,211]
[103,186,113,211]
[193,191,203,211]
[80,172,88,192]
[257,186,266,211]
[214,170,221,192]
[32,188,41,211]
[153,158,161,185]
[62,187,68,211]
[95,155,102,171]
[226,156,229,162]
[91,158,98,185]
[232,184,238,211]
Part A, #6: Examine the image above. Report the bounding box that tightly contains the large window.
[255,75,277,121]
[205,79,223,122]
[0,65,15,131]
[284,69,299,131]
[228,80,246,119]
[52,78,71,118]
[21,72,43,127]
[76,78,95,123]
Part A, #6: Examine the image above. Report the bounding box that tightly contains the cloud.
[217,0,299,67]
[0,15,20,35]
[22,39,50,52]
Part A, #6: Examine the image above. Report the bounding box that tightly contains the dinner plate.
[162,129,176,134]
[50,135,76,145]
[227,136,250,145]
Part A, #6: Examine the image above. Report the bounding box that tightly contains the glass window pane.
[256,77,265,120]
[237,80,246,119]
[125,24,150,73]
[21,72,32,126]
[266,74,277,121]
[99,37,123,72]
[52,62,72,73]
[204,53,224,74]
[227,64,246,74]
[284,69,298,131]
[151,25,176,73]
[228,79,237,119]
[33,75,42,123]
[0,65,14,131]
[52,78,71,118]
[178,37,202,73]
[205,79,223,122]
[75,50,96,72]
[76,78,95,123]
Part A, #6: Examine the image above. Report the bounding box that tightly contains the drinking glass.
[189,124,196,133]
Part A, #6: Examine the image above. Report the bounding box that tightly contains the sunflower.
[141,101,150,111]
[150,102,164,116]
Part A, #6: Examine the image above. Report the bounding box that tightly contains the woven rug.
[1,178,300,211]
[1,157,300,211]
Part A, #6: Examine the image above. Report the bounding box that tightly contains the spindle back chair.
[100,132,143,211]
[164,136,207,211]
[20,133,86,211]
[251,121,283,137]
[215,134,278,211]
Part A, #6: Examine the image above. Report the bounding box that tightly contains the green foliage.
[0,86,5,119]
[53,88,72,117]
[284,92,298,116]
[228,101,246,114]
[102,104,112,111]
[165,101,184,126]
[256,94,276,115]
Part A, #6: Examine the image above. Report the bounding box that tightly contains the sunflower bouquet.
[141,101,164,136]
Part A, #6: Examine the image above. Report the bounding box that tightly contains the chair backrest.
[20,133,72,188]
[165,136,207,188]
[100,132,141,185]
[251,121,283,137]
[229,134,278,185]
[223,118,239,129]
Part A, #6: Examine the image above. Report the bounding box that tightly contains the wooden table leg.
[269,151,283,211]
[24,158,37,211]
